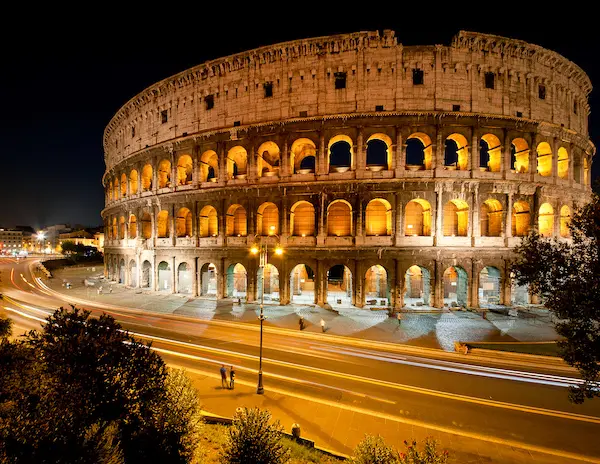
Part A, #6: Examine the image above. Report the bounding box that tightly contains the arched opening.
[406,133,432,170]
[141,212,152,239]
[141,260,152,288]
[560,205,571,238]
[366,134,392,170]
[365,265,389,306]
[290,264,315,304]
[157,261,172,291]
[141,164,153,191]
[199,206,218,237]
[119,216,126,240]
[443,266,468,308]
[227,146,248,180]
[479,266,501,306]
[584,158,590,186]
[177,262,192,294]
[158,159,171,188]
[176,154,193,185]
[129,214,137,239]
[511,138,530,173]
[200,263,217,297]
[444,134,469,170]
[128,259,137,287]
[327,200,352,236]
[290,201,315,236]
[226,263,247,299]
[176,207,193,237]
[108,181,113,201]
[365,199,392,236]
[512,201,531,237]
[113,178,120,200]
[404,265,431,307]
[119,258,125,284]
[480,199,503,237]
[257,141,281,177]
[557,147,569,179]
[404,199,431,236]
[111,217,117,239]
[120,173,127,197]
[328,135,353,173]
[156,210,169,238]
[226,204,247,236]
[511,273,530,306]
[129,169,139,195]
[257,202,279,235]
[327,264,353,307]
[536,142,552,177]
[257,263,280,302]
[443,200,469,236]
[200,150,219,182]
[479,134,502,172]
[538,203,554,237]
[291,138,317,174]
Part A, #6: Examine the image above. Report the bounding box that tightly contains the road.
[1,257,599,463]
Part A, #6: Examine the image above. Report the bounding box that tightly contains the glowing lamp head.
[275,246,283,256]
[251,245,259,255]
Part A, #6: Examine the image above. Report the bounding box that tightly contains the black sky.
[1,9,598,230]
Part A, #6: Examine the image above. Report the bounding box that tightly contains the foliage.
[220,407,290,464]
[0,315,12,339]
[352,435,397,464]
[60,240,103,262]
[512,194,600,403]
[398,438,448,464]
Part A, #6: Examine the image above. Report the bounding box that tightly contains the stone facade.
[102,30,595,309]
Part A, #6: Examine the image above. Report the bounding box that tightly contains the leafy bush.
[352,435,397,464]
[398,438,448,464]
[220,407,290,464]
[0,315,12,339]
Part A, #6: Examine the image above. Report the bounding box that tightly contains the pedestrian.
[220,364,227,388]
[397,312,402,325]
[299,316,305,330]
[320,318,326,332]
[98,285,103,295]
[109,286,113,293]
[229,366,236,390]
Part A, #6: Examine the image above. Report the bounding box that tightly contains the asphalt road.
[1,257,599,463]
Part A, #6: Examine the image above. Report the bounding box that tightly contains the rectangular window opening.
[205,95,214,110]
[412,69,424,85]
[516,111,523,118]
[485,72,495,89]
[375,105,384,112]
[538,85,546,100]
[233,121,241,127]
[452,104,461,112]
[160,110,168,124]
[334,72,346,89]
[131,126,135,138]
[299,110,308,117]
[574,101,578,114]
[264,82,273,98]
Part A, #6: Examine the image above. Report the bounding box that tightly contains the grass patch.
[467,342,560,357]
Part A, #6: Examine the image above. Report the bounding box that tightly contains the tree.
[0,315,12,339]
[512,194,600,403]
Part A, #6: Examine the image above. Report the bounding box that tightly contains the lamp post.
[251,226,283,394]
[36,231,45,254]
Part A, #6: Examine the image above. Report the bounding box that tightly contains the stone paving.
[47,266,560,351]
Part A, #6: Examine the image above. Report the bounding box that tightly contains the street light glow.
[275,246,283,256]
[251,245,259,254]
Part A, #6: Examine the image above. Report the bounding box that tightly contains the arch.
[364,265,389,305]
[290,201,315,236]
[538,203,554,237]
[226,204,247,236]
[511,138,530,173]
[557,147,569,179]
[560,205,571,238]
[200,263,217,297]
[118,216,126,240]
[327,200,352,236]
[113,177,120,200]
[176,207,193,237]
[227,146,248,179]
[536,142,552,177]
[120,173,127,197]
[328,134,353,172]
[111,217,117,239]
[479,134,502,172]
[257,263,280,302]
[443,266,468,307]
[257,141,281,177]
[129,214,137,239]
[129,169,139,195]
[156,210,169,238]
[404,265,431,307]
[141,164,153,191]
[158,159,171,188]
[366,133,393,170]
[199,205,218,237]
[119,258,125,284]
[511,273,530,306]
[157,261,172,291]
[257,202,279,235]
[141,212,152,239]
[480,199,503,237]
[128,259,137,287]
[141,260,152,288]
[365,199,392,236]
[443,200,469,236]
[584,157,590,186]
[479,266,501,306]
[444,133,469,170]
[290,264,315,304]
[108,181,113,201]
[200,150,218,182]
[512,201,531,237]
[406,133,433,170]
[404,199,431,236]
[327,264,353,307]
[177,262,192,294]
[226,263,247,299]
[176,154,193,185]
[291,138,317,174]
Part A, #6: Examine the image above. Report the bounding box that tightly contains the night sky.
[1,10,598,230]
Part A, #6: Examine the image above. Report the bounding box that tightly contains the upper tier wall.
[104,30,592,171]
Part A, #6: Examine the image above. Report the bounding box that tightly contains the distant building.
[15,225,36,252]
[43,224,70,252]
[0,229,23,254]
[59,229,104,252]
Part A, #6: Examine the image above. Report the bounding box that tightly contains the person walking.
[397,312,402,325]
[320,318,326,333]
[299,316,305,330]
[229,365,236,390]
[220,364,227,388]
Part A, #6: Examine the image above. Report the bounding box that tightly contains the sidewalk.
[46,266,560,352]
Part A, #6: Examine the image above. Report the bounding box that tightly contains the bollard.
[291,423,301,440]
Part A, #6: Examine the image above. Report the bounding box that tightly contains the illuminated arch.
[404,199,431,236]
[129,214,137,239]
[158,159,171,188]
[129,169,139,195]
[257,141,281,177]
[366,133,393,170]
[257,263,280,301]
[226,263,247,298]
[480,199,503,237]
[443,199,469,236]
[560,205,571,238]
[327,264,353,307]
[227,146,248,179]
[512,201,531,237]
[177,262,192,294]
[291,138,317,174]
[176,154,193,185]
[557,147,569,180]
[157,261,172,291]
[199,205,218,237]
[113,177,119,200]
[141,164,153,191]
[176,207,193,237]
[365,199,392,236]
[480,134,502,172]
[538,203,554,237]
[364,264,389,303]
[290,264,315,304]
[327,200,352,236]
[328,134,353,172]
[119,216,126,239]
[108,181,113,201]
[584,157,590,186]
[156,210,169,238]
[200,150,218,182]
[200,262,217,297]
[479,267,501,306]
[536,142,552,177]
[444,133,469,170]
[404,265,431,306]
[257,202,279,235]
[120,173,127,197]
[290,201,315,236]
[406,133,433,170]
[443,265,468,307]
[511,138,530,173]
[226,204,247,236]
[141,212,152,239]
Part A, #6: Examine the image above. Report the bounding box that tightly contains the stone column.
[170,204,176,246]
[502,261,511,306]
[529,133,538,181]
[354,260,363,308]
[470,260,478,309]
[281,136,290,178]
[395,260,403,310]
[355,196,364,242]
[218,142,227,183]
[153,257,159,291]
[216,258,225,300]
[435,128,444,169]
[505,192,513,244]
[218,198,226,244]
[171,154,177,189]
[192,145,199,188]
[395,129,404,177]
[318,132,326,175]
[318,192,326,244]
[471,130,479,174]
[279,262,290,305]
[192,258,198,297]
[471,187,480,242]
[435,185,443,244]
[246,262,256,303]
[152,158,158,193]
[356,126,364,174]
[316,260,326,307]
[503,130,512,175]
[394,193,403,245]
[434,259,443,308]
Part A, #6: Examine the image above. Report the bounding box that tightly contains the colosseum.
[102,29,594,311]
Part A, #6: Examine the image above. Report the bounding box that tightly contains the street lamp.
[251,226,283,394]
[36,231,45,253]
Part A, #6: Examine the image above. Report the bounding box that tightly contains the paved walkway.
[44,265,560,351]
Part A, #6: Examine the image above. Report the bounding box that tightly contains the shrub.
[398,438,448,464]
[352,435,397,464]
[0,316,12,339]
[220,407,290,464]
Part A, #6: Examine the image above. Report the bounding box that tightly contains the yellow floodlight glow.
[251,245,259,255]
[275,247,283,256]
